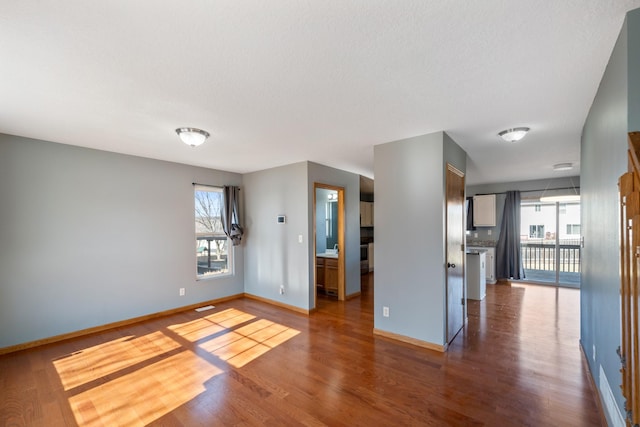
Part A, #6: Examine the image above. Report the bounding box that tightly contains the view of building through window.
[520,201,581,286]
[195,185,231,278]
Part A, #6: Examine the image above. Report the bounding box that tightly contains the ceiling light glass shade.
[175,127,210,147]
[553,162,573,171]
[539,195,581,203]
[498,127,530,142]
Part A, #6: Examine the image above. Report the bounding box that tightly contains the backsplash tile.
[466,239,497,247]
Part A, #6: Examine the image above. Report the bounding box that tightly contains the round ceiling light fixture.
[498,127,530,143]
[175,127,210,147]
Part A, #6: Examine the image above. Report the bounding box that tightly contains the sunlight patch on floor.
[69,350,221,427]
[199,318,300,368]
[168,308,257,341]
[53,331,180,391]
[57,308,299,425]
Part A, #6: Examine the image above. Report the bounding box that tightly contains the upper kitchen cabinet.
[360,201,374,227]
[473,194,496,227]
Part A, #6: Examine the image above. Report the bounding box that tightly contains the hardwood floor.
[1,275,603,426]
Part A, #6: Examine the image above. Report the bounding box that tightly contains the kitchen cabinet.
[467,246,496,284]
[325,258,338,295]
[360,201,374,227]
[473,194,496,227]
[316,257,325,291]
[466,251,486,300]
[316,256,338,295]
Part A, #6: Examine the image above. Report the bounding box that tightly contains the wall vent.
[195,305,215,312]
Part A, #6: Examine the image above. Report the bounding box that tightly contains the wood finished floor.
[0,275,603,426]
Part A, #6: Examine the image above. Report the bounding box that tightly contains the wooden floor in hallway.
[0,274,603,426]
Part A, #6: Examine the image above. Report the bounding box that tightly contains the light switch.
[298,234,303,243]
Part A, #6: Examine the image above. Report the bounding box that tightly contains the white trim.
[599,364,625,427]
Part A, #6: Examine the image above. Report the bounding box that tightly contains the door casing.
[313,183,346,307]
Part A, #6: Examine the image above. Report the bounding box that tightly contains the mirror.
[315,188,338,254]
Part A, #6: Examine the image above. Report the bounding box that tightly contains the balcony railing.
[520,240,581,273]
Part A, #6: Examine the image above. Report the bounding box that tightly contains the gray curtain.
[221,186,244,246]
[466,197,476,231]
[496,191,524,280]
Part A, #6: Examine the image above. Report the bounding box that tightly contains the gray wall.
[630,10,640,133]
[581,11,632,425]
[0,134,244,348]
[443,133,467,177]
[243,162,310,309]
[243,161,361,310]
[308,162,361,303]
[374,132,456,346]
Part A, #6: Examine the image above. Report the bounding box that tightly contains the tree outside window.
[195,186,231,278]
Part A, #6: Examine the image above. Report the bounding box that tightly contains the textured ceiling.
[2,1,639,185]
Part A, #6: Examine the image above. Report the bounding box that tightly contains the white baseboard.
[599,364,625,427]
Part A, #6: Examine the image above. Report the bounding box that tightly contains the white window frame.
[566,224,581,235]
[529,224,544,239]
[194,185,233,280]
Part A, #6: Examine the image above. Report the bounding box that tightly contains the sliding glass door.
[520,201,581,287]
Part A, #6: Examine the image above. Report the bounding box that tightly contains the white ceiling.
[2,1,639,185]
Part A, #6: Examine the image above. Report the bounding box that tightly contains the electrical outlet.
[179,288,185,296]
[383,306,389,317]
[473,232,478,238]
[298,234,303,243]
[487,229,492,236]
[279,285,285,295]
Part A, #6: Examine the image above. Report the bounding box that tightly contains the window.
[534,204,541,212]
[529,225,544,239]
[325,193,338,249]
[195,185,232,278]
[566,224,581,235]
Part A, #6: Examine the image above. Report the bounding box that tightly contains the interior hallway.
[0,274,603,426]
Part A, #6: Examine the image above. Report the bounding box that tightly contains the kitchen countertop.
[466,240,497,247]
[317,252,338,259]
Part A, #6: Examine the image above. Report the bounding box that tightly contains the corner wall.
[242,161,361,310]
[0,134,244,348]
[308,162,361,306]
[243,162,310,309]
[374,132,453,346]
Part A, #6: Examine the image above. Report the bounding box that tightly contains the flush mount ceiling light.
[498,127,530,143]
[175,127,210,147]
[553,162,573,171]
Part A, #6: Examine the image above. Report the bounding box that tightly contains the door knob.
[448,263,456,268]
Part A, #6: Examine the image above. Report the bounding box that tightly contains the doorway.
[446,164,465,343]
[314,184,346,306]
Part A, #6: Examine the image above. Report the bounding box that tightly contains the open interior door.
[446,164,465,343]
